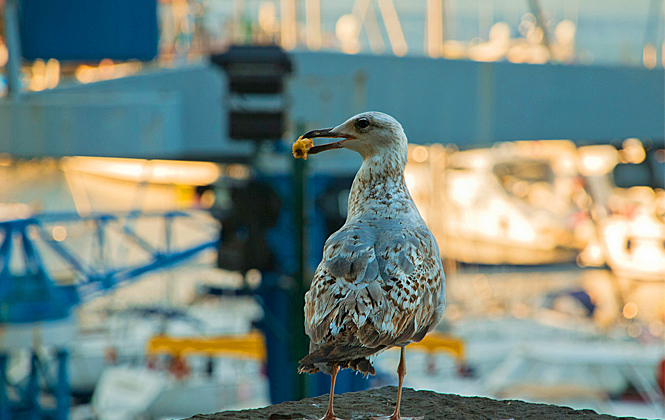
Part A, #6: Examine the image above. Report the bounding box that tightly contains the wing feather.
[303,222,445,365]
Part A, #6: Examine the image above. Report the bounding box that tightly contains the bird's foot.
[370,415,423,420]
[319,409,347,420]
[319,414,347,420]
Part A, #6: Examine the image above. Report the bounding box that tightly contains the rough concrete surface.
[187,386,645,420]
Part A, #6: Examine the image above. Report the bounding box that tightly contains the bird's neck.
[347,152,414,220]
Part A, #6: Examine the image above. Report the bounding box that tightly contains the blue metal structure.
[0,211,219,419]
[289,53,664,145]
[33,211,219,300]
[252,172,370,403]
[18,0,159,61]
[1,55,662,160]
[0,218,78,324]
[0,351,69,420]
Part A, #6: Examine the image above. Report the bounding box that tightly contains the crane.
[0,210,219,420]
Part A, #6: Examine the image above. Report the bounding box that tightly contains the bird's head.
[302,112,407,163]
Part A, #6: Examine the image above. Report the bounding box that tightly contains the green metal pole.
[4,0,23,100]
[292,123,310,400]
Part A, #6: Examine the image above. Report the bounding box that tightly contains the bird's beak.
[301,128,356,155]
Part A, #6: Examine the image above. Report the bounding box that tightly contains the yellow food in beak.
[292,136,314,160]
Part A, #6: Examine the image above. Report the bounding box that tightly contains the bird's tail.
[297,360,319,374]
[298,343,377,376]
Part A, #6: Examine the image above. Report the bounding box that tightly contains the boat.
[596,187,665,281]
[405,141,586,265]
[86,332,270,420]
[37,295,263,398]
[577,143,665,280]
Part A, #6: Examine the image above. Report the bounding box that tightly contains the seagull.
[297,112,446,420]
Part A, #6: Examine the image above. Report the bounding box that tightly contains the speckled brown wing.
[363,225,445,348]
[300,221,445,373]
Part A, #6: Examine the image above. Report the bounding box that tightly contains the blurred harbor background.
[0,0,664,419]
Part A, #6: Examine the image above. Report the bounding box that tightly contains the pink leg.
[321,365,343,420]
[371,347,422,420]
[392,346,406,419]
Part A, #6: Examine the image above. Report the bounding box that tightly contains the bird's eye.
[355,118,370,129]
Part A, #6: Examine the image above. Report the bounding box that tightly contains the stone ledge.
[188,386,642,420]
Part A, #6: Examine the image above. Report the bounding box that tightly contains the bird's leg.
[371,347,422,420]
[393,346,406,418]
[321,364,344,420]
